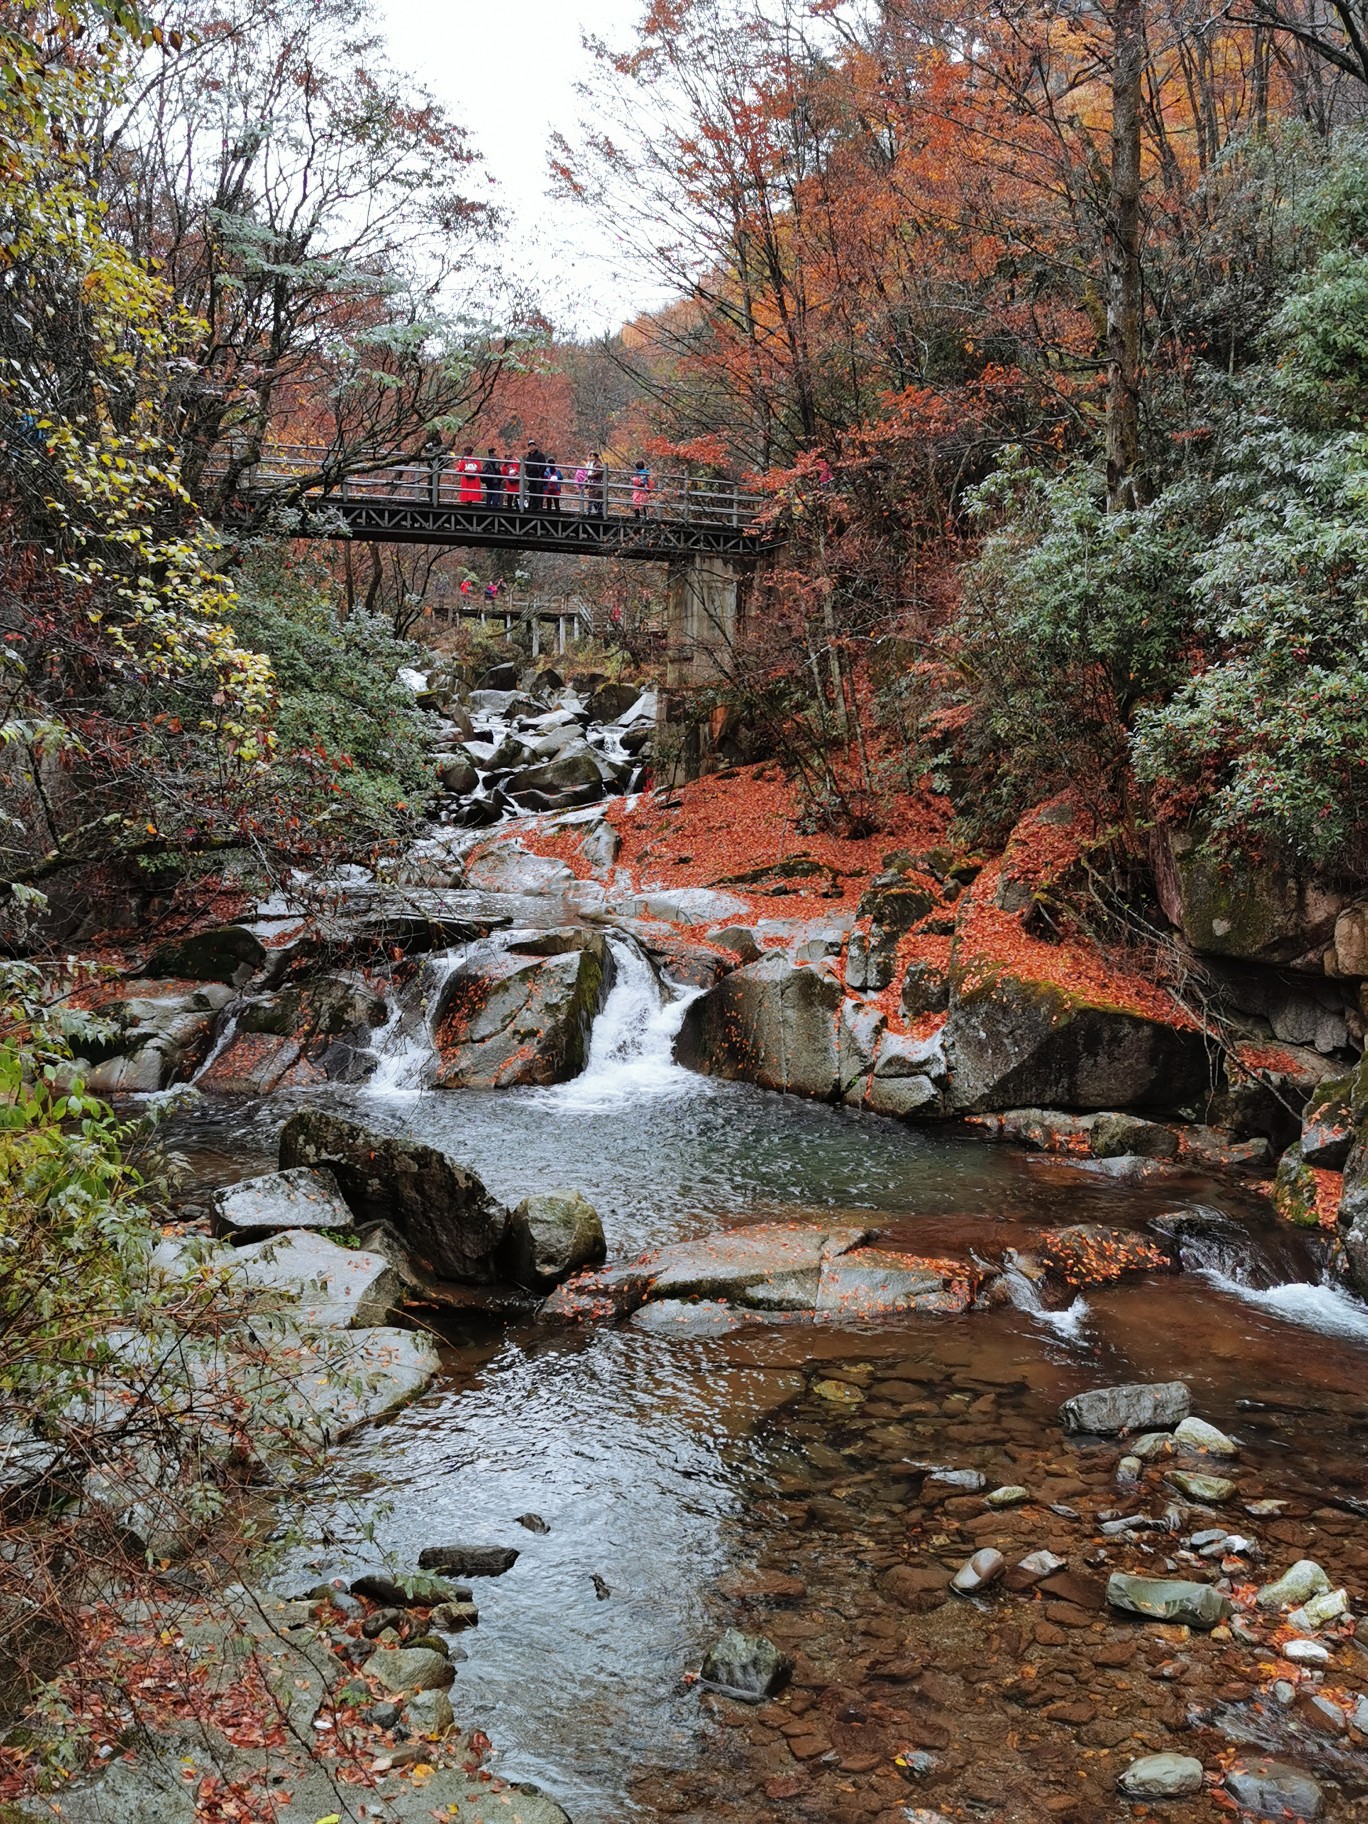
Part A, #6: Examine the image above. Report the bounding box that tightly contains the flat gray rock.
[1059,1380,1191,1435]
[646,1223,873,1303]
[1106,1571,1231,1630]
[815,1249,972,1319]
[231,1229,405,1329]
[212,1166,354,1238]
[631,1298,753,1336]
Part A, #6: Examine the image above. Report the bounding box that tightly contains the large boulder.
[847,874,940,991]
[507,751,605,797]
[1339,1132,1368,1290]
[196,1031,321,1097]
[278,1111,508,1282]
[1155,830,1346,966]
[587,681,643,723]
[942,965,1210,1113]
[230,1230,405,1329]
[143,925,266,984]
[76,982,235,1094]
[433,939,609,1088]
[500,1190,606,1288]
[675,957,844,1098]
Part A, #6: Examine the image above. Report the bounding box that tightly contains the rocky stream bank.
[18,661,1368,1822]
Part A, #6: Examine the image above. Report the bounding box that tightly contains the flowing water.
[160,941,1368,1821]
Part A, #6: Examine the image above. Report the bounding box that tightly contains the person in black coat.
[523,440,546,511]
[483,448,503,507]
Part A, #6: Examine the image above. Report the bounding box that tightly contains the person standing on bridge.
[524,439,545,512]
[631,458,652,520]
[502,452,521,508]
[544,455,563,515]
[585,452,605,518]
[483,447,503,508]
[457,445,483,505]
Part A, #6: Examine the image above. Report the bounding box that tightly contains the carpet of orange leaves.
[521,764,949,915]
[1309,1166,1344,1228]
[520,770,1198,1037]
[946,862,1195,1027]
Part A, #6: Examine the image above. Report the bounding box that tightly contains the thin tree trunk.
[1106,0,1145,511]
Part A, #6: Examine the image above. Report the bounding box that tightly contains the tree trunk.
[1106,0,1145,511]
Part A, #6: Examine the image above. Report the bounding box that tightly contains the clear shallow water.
[155,947,1368,1820]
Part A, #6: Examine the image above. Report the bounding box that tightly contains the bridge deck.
[213,447,781,560]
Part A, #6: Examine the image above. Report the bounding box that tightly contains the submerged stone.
[1224,1759,1325,1820]
[1165,1469,1237,1502]
[1118,1754,1204,1798]
[698,1629,791,1701]
[1059,1380,1191,1435]
[501,1189,605,1288]
[1106,1572,1231,1629]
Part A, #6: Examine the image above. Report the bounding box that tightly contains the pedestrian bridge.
[212,445,781,562]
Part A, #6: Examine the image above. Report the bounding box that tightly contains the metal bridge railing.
[204,444,768,531]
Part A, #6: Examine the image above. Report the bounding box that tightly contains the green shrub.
[229,545,434,851]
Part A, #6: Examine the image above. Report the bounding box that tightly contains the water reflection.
[290,1327,799,1816]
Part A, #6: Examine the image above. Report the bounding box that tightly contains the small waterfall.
[191,1007,240,1083]
[1197,1272,1368,1340]
[365,948,468,1094]
[540,936,702,1109]
[1001,1264,1090,1341]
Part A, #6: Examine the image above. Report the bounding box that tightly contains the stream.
[158,932,1368,1821]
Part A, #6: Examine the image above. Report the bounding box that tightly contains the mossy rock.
[1272,1146,1323,1228]
[943,962,1210,1113]
[1165,833,1343,964]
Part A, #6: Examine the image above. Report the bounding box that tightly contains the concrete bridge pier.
[658,553,746,783]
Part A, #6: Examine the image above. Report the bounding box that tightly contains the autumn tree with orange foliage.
[563,0,1367,888]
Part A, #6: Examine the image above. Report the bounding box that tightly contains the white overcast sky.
[376,0,671,337]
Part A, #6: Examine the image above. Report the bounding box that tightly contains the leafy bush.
[945,460,1207,837]
[229,545,433,852]
[1132,422,1368,875]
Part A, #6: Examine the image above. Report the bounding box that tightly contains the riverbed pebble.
[951,1548,1005,1594]
[1165,1468,1237,1502]
[1117,1752,1204,1798]
[1257,1559,1330,1609]
[1173,1414,1238,1456]
[984,1484,1029,1508]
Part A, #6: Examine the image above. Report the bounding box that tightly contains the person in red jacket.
[457,446,483,504]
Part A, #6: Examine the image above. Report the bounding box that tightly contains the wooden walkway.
[211,446,780,560]
[432,593,662,656]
